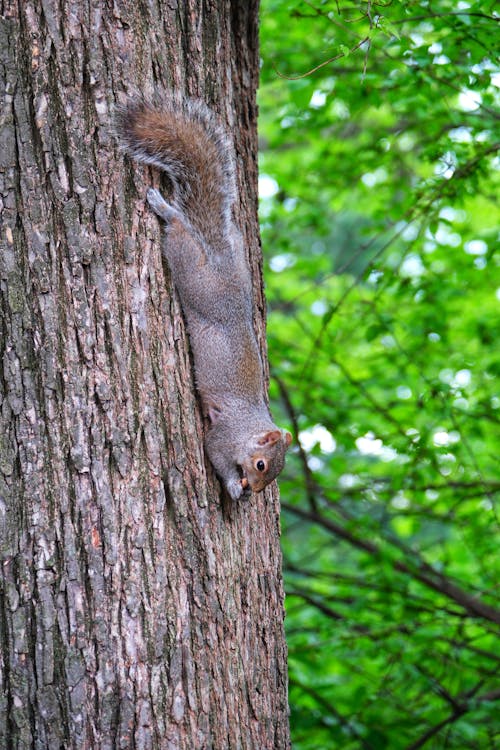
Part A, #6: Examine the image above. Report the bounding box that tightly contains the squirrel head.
[239,429,292,493]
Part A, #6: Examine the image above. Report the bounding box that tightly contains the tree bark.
[0,1,290,748]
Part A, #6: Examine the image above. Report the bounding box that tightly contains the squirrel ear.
[208,405,222,424]
[257,430,282,446]
[284,431,292,447]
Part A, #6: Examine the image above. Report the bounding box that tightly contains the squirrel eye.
[255,459,266,472]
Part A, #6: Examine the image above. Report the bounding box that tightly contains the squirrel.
[117,95,291,500]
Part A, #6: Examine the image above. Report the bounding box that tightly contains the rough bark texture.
[0,1,290,748]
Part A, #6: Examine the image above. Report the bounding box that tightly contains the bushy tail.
[117,95,236,244]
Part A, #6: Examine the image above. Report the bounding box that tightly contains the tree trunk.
[0,2,290,748]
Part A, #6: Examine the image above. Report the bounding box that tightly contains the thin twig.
[274,36,370,80]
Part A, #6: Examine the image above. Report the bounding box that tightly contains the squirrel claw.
[240,484,252,501]
[240,476,251,500]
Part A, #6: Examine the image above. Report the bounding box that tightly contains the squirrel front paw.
[226,477,251,501]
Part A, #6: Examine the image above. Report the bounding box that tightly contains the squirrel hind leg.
[146,188,181,223]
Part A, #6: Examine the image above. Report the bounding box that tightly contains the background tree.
[259,1,499,748]
[0,2,290,748]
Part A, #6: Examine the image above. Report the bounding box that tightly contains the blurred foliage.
[258,1,500,748]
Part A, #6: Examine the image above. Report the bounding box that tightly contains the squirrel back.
[117,95,291,500]
[117,96,235,249]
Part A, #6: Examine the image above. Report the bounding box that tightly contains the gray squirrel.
[117,95,291,500]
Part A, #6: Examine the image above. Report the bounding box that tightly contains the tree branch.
[275,374,319,512]
[282,503,500,625]
[289,678,375,750]
[406,686,500,750]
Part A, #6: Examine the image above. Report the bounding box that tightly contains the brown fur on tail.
[117,96,236,246]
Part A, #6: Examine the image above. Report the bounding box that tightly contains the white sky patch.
[361,167,387,188]
[269,254,295,272]
[400,253,425,277]
[355,432,398,462]
[409,33,425,48]
[464,239,488,255]
[381,334,396,349]
[283,197,297,212]
[458,90,482,112]
[433,430,460,447]
[391,492,410,509]
[449,127,473,143]
[338,473,359,489]
[361,172,377,188]
[367,269,384,285]
[454,369,471,388]
[439,368,454,384]
[258,174,279,199]
[439,368,472,388]
[398,133,415,151]
[435,224,462,247]
[435,151,457,179]
[397,385,412,400]
[437,452,456,481]
[280,116,296,129]
[428,42,442,54]
[310,90,327,108]
[402,223,419,241]
[439,206,466,222]
[433,55,450,65]
[477,131,493,144]
[300,424,337,454]
[307,456,324,471]
[311,300,328,316]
